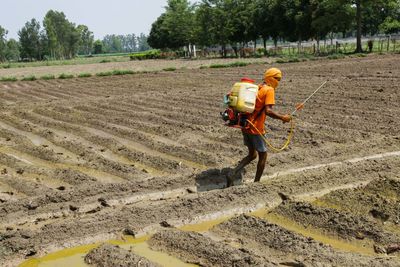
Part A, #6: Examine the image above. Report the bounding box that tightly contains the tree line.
[148,0,400,56]
[0,10,150,62]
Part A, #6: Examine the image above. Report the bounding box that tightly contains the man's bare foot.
[226,171,235,188]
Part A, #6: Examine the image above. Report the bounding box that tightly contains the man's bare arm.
[265,105,291,123]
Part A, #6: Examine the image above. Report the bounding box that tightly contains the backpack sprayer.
[221,79,328,152]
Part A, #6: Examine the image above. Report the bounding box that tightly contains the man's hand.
[295,103,304,111]
[281,114,292,123]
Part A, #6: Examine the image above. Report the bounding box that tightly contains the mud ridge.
[85,243,160,267]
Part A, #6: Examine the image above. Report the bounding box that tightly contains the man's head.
[264,68,282,89]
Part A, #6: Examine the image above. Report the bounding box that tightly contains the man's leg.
[227,146,257,187]
[254,151,267,182]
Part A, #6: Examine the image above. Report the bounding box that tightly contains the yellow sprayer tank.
[228,78,259,113]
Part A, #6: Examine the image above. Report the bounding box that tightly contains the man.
[227,68,291,187]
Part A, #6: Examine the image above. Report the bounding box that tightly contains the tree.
[380,17,400,34]
[253,0,285,51]
[195,0,235,57]
[378,0,400,34]
[5,39,20,61]
[351,0,388,53]
[77,25,94,55]
[93,40,103,54]
[43,10,80,59]
[163,0,195,49]
[122,34,137,52]
[137,33,150,51]
[148,0,195,51]
[102,35,123,53]
[228,0,256,56]
[148,14,169,49]
[311,0,353,53]
[18,19,42,60]
[0,25,8,62]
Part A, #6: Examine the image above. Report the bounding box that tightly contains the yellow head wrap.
[264,68,282,89]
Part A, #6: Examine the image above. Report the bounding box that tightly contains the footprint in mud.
[194,168,244,192]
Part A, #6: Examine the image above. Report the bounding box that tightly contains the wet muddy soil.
[85,244,160,267]
[0,54,399,266]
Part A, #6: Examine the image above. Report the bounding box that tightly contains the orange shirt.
[243,84,275,135]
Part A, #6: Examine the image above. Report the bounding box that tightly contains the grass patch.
[78,73,92,78]
[96,71,113,77]
[130,50,161,60]
[99,59,111,63]
[112,69,134,75]
[0,76,18,82]
[276,59,288,63]
[229,61,249,67]
[21,75,37,81]
[209,61,250,69]
[288,57,301,63]
[58,73,74,79]
[200,66,208,69]
[327,54,346,60]
[40,74,56,80]
[163,67,176,72]
[355,53,367,57]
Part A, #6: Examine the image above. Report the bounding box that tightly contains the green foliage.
[379,17,400,34]
[100,59,111,63]
[129,50,161,60]
[209,61,249,68]
[148,0,194,50]
[77,25,94,55]
[101,33,149,54]
[354,53,367,57]
[0,76,17,82]
[96,70,134,77]
[21,75,37,81]
[0,25,8,62]
[112,70,134,75]
[43,10,81,59]
[163,67,177,71]
[5,39,20,61]
[147,0,400,56]
[40,74,56,80]
[327,54,346,60]
[18,19,42,61]
[288,57,301,63]
[93,40,103,54]
[77,73,92,78]
[96,71,113,77]
[58,73,74,79]
[276,58,287,63]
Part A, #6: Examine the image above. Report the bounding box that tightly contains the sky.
[0,0,171,40]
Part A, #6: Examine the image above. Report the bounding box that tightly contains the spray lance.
[291,80,328,116]
[250,80,329,153]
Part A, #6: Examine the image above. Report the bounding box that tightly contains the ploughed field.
[0,54,399,266]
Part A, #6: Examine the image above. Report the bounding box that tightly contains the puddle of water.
[18,204,267,267]
[19,236,195,267]
[120,242,197,267]
[251,209,376,256]
[179,215,232,233]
